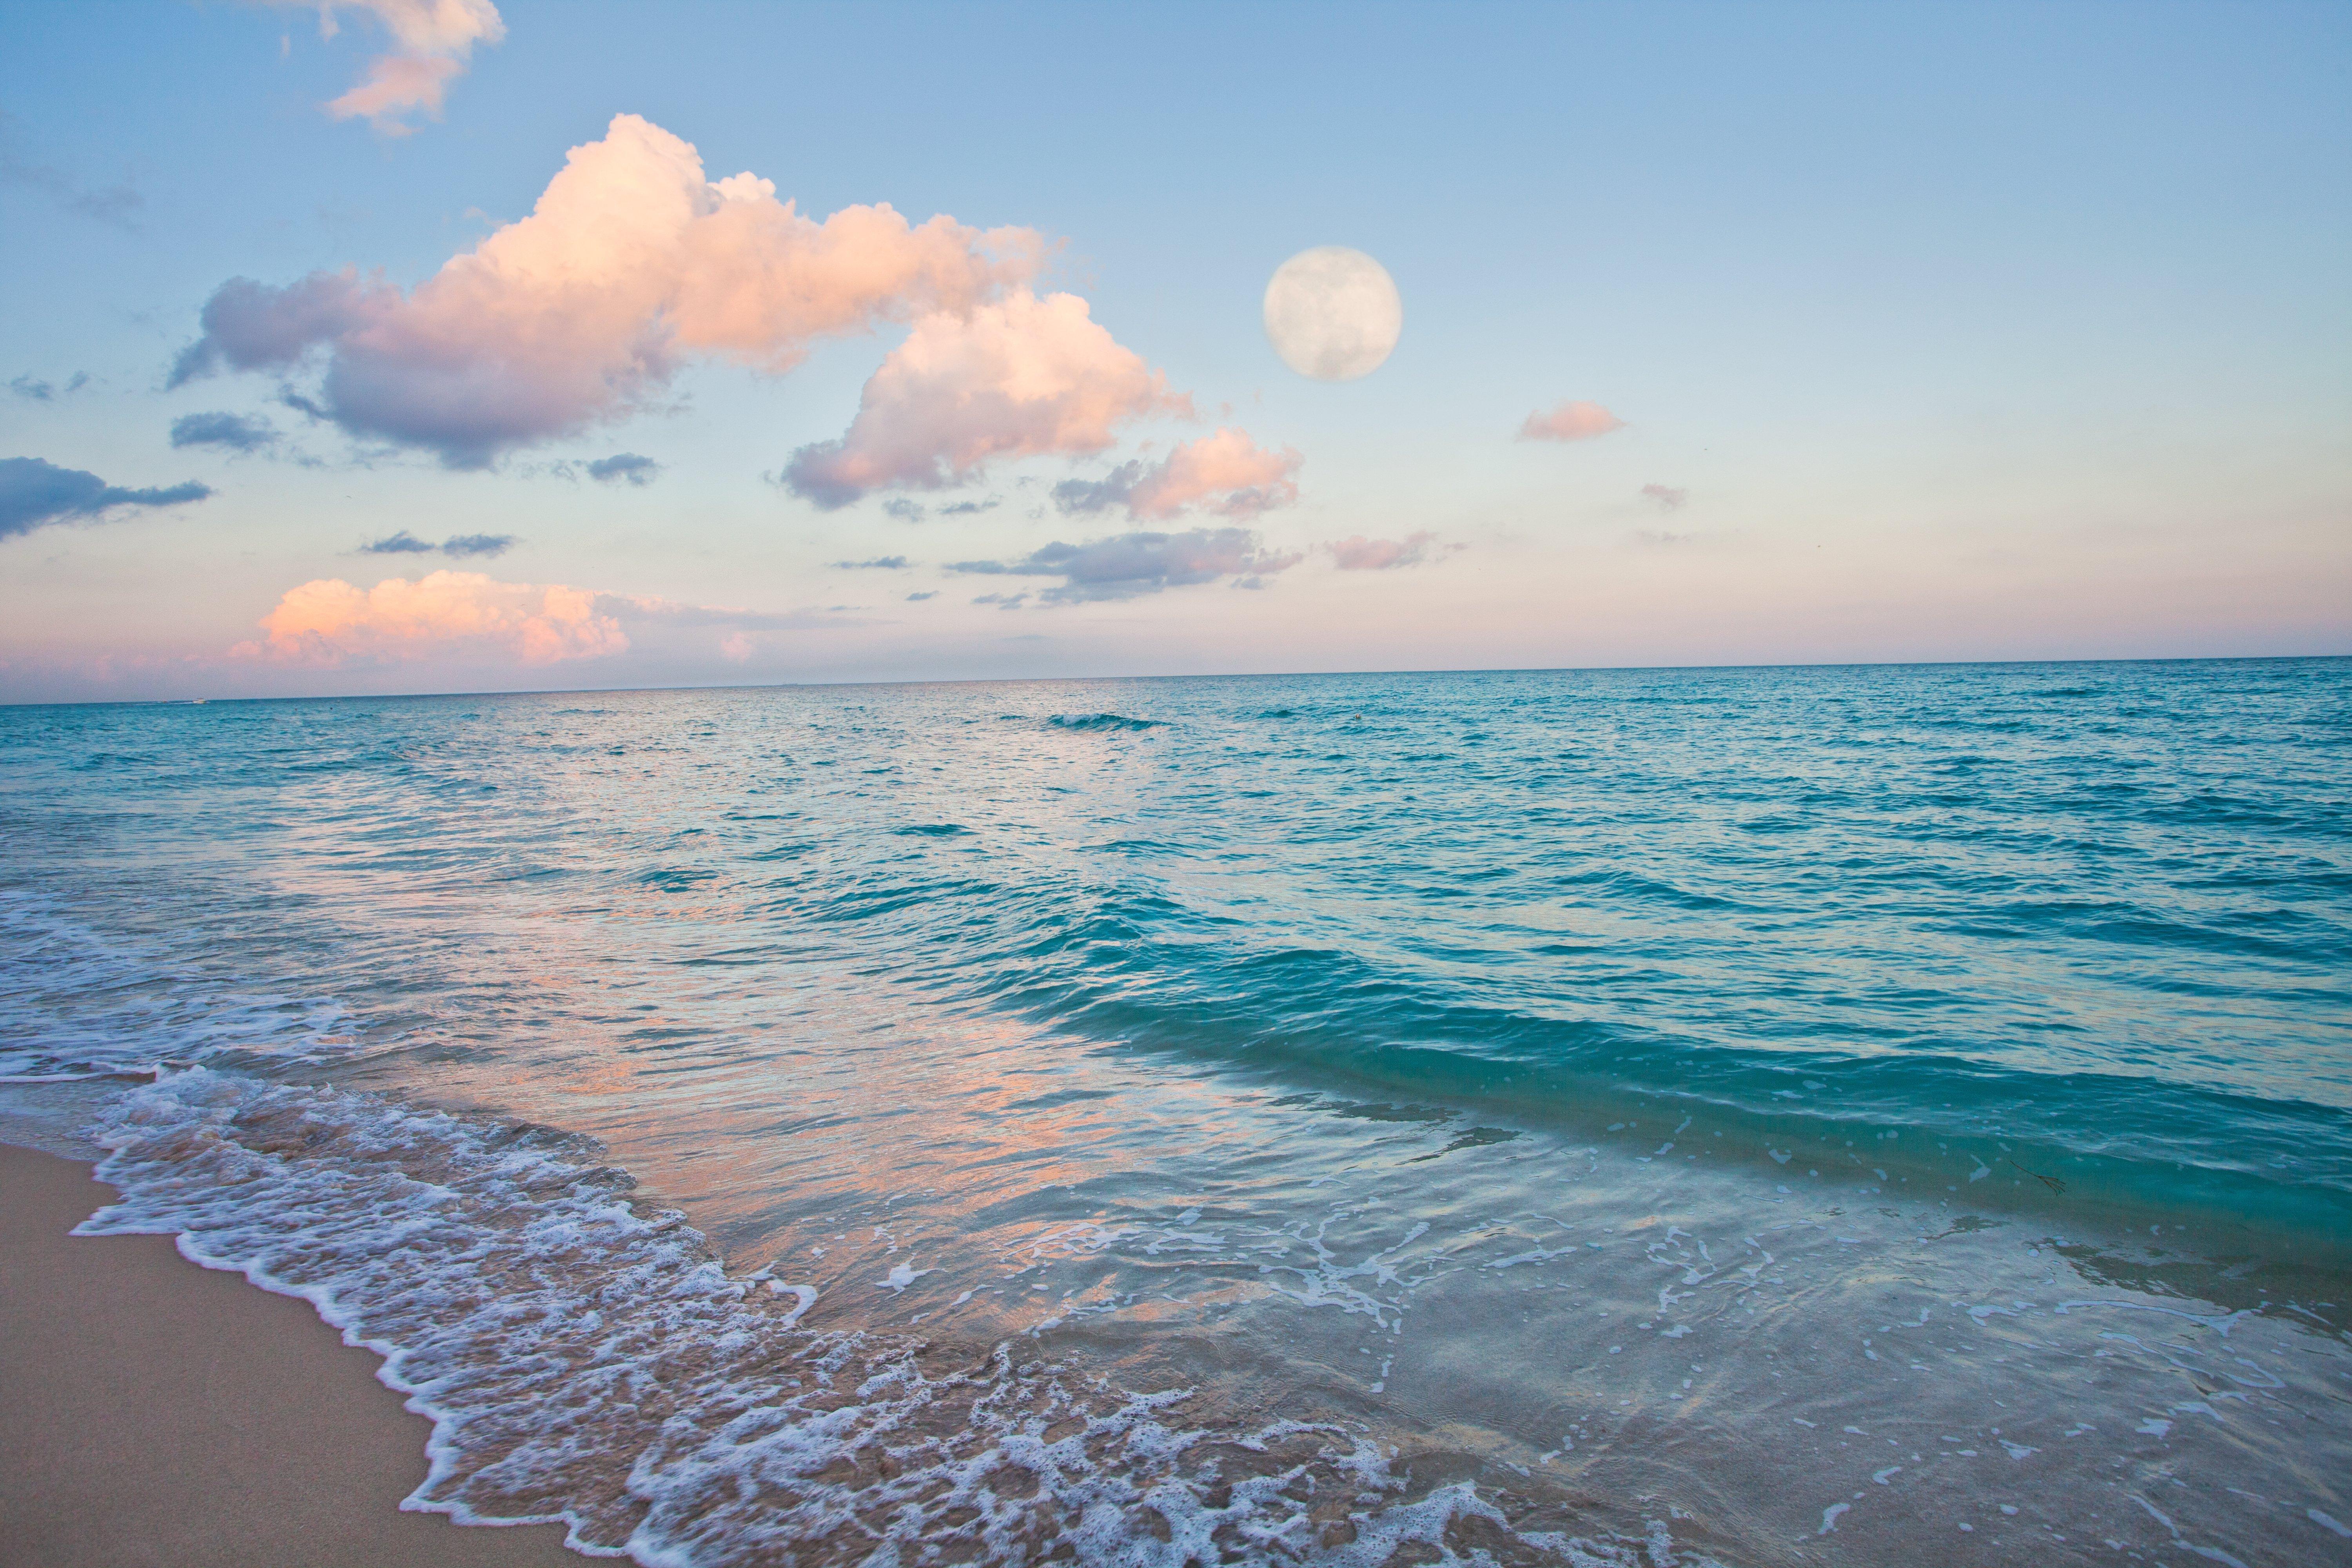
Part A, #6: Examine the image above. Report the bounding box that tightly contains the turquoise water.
[4,659,2348,1565]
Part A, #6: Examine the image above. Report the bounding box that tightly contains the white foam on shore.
[78,1070,1716,1568]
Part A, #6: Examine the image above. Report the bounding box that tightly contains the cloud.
[0,457,211,541]
[949,526,1300,603]
[10,373,90,402]
[360,530,436,554]
[360,529,517,557]
[882,498,926,521]
[167,113,1046,467]
[1641,483,1689,510]
[1326,532,1444,570]
[170,411,278,454]
[906,590,937,601]
[272,0,508,134]
[0,111,140,229]
[1519,400,1625,443]
[584,452,660,485]
[937,497,997,515]
[782,290,1185,508]
[833,555,909,569]
[236,567,851,670]
[241,570,623,665]
[1051,428,1301,521]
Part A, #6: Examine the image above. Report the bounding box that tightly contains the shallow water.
[4,661,2349,1565]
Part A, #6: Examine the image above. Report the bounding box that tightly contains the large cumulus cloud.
[167,114,1302,508]
[780,290,1185,507]
[169,114,1046,468]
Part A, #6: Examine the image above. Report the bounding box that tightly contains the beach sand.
[0,1143,586,1568]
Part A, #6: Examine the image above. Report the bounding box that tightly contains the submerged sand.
[0,1143,584,1568]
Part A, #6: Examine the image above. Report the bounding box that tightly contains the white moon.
[1263,247,1402,381]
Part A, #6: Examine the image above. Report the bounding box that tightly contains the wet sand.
[0,1143,586,1568]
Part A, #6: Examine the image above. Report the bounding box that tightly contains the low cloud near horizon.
[1518,400,1625,443]
[1642,483,1689,510]
[1326,532,1449,571]
[951,526,1300,604]
[0,456,211,540]
[238,568,843,667]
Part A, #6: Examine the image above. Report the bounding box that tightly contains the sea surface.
[3,659,2349,1567]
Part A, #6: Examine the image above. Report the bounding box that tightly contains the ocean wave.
[79,1071,1720,1568]
[1046,713,1168,733]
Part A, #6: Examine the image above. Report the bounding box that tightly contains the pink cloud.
[1049,428,1302,521]
[325,52,465,128]
[1126,428,1301,519]
[276,1,506,133]
[1642,483,1689,510]
[243,571,627,666]
[782,290,1186,507]
[171,114,1046,466]
[1518,400,1626,443]
[1326,532,1443,570]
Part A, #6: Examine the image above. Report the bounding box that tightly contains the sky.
[1,0,2346,703]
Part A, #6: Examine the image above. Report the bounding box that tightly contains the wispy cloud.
[1051,429,1301,521]
[10,373,91,402]
[1641,483,1689,511]
[832,555,910,570]
[1325,532,1451,570]
[0,111,140,229]
[167,114,1045,468]
[170,411,278,454]
[584,452,660,486]
[0,457,210,541]
[268,0,508,135]
[950,527,1300,603]
[359,529,517,558]
[1519,400,1624,443]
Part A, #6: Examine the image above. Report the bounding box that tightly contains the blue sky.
[2,0,2345,701]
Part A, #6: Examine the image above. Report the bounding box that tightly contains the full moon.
[1263,247,1402,381]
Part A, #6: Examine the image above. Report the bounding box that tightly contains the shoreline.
[0,1142,588,1568]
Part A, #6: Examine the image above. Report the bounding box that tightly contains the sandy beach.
[0,1142,584,1568]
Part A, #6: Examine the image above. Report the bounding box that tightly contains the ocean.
[3,659,2348,1566]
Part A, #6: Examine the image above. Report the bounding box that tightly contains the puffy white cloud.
[1051,428,1301,521]
[782,290,1184,507]
[1519,399,1625,443]
[244,570,624,665]
[238,568,843,666]
[170,114,1045,467]
[950,527,1300,603]
[271,0,507,133]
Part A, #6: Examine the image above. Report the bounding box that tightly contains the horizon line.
[4,650,2346,711]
